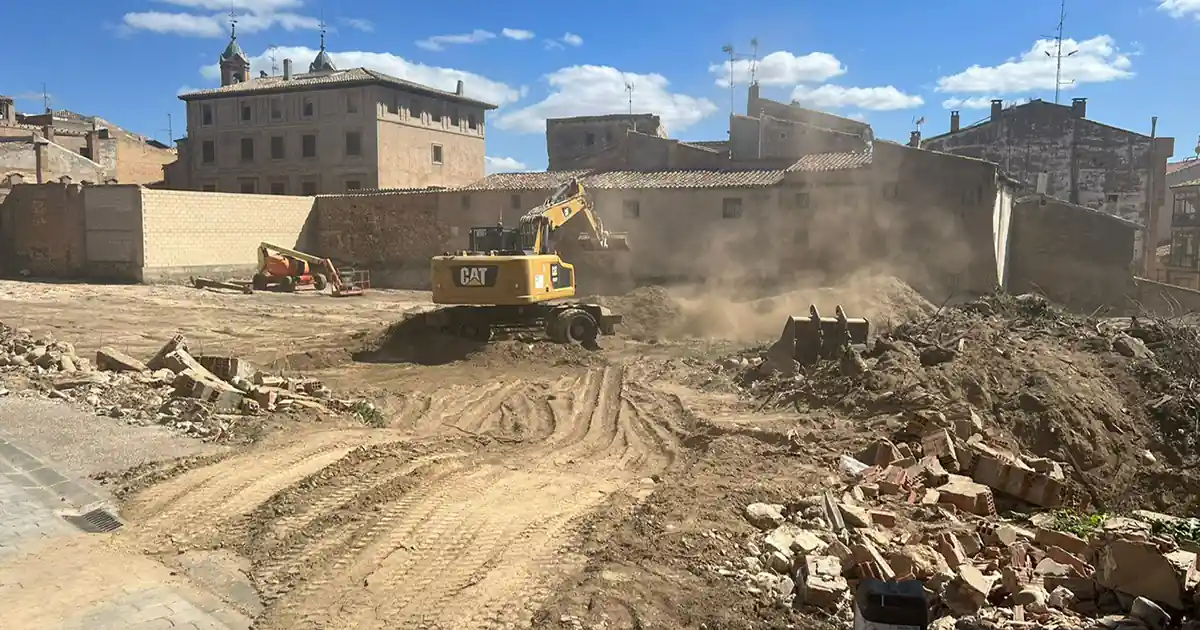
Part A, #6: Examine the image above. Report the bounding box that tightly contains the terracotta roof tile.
[455,168,786,191]
[786,150,872,172]
[1168,159,1200,175]
[177,67,497,109]
[1175,178,1200,188]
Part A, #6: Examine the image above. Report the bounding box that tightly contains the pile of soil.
[352,309,600,368]
[584,286,684,341]
[739,292,1200,513]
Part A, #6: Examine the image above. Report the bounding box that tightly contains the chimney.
[908,130,921,148]
[950,110,961,133]
[455,80,464,96]
[1071,97,1087,119]
[990,99,1004,121]
[33,135,48,184]
[283,58,293,80]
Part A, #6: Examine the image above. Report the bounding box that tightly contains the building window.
[431,104,443,123]
[431,143,443,164]
[449,107,460,127]
[410,99,422,120]
[201,104,213,126]
[302,98,314,118]
[301,180,318,196]
[347,93,360,114]
[461,195,471,210]
[270,135,284,160]
[1106,193,1119,203]
[386,97,398,115]
[241,104,251,122]
[623,200,641,219]
[345,131,362,157]
[882,182,900,200]
[240,137,254,162]
[302,134,317,158]
[201,183,217,192]
[794,192,811,209]
[345,181,362,191]
[468,113,478,130]
[722,198,743,219]
[585,132,596,146]
[511,194,522,210]
[239,178,257,194]
[270,98,282,121]
[201,140,215,164]
[270,182,286,195]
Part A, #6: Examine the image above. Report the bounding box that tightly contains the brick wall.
[83,185,144,281]
[0,183,86,277]
[1007,194,1137,312]
[139,189,315,281]
[115,135,175,185]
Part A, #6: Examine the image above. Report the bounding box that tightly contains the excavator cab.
[467,225,525,254]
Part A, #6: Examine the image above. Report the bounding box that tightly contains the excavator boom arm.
[517,179,628,254]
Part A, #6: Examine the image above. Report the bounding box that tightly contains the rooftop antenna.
[162,113,173,147]
[1043,0,1077,104]
[268,45,279,75]
[624,77,635,115]
[749,37,759,86]
[41,83,51,113]
[721,43,736,120]
[318,6,327,50]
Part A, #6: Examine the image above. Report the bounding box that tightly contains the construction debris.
[0,323,374,441]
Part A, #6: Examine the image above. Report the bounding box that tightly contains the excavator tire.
[457,320,494,342]
[312,273,329,291]
[555,308,599,349]
[280,276,297,293]
[252,273,269,291]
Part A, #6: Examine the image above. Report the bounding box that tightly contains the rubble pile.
[720,428,1200,629]
[0,325,375,440]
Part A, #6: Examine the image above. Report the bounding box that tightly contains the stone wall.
[312,191,448,287]
[0,136,108,184]
[1007,194,1137,312]
[83,185,145,281]
[138,189,316,281]
[0,183,86,277]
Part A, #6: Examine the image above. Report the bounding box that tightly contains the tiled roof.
[177,67,498,109]
[1168,159,1200,175]
[677,141,722,154]
[455,168,787,191]
[1174,178,1200,188]
[786,150,873,172]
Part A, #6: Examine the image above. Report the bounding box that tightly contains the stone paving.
[0,432,251,630]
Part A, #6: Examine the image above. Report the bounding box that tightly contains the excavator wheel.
[456,320,494,342]
[554,308,599,349]
[312,273,329,291]
[252,273,269,291]
[280,276,297,293]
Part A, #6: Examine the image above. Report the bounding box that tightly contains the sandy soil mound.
[352,309,599,368]
[589,273,934,344]
[735,292,1200,513]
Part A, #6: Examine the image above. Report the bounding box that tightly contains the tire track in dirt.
[254,363,685,630]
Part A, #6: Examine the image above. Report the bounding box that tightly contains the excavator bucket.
[576,232,632,251]
[767,304,870,367]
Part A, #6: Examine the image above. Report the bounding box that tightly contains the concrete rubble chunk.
[970,452,1065,508]
[95,347,147,372]
[888,544,950,580]
[1048,585,1078,611]
[944,565,997,616]
[1129,596,1170,630]
[935,475,996,516]
[147,333,187,371]
[937,532,969,569]
[1097,537,1192,610]
[172,370,245,413]
[744,503,786,530]
[839,503,872,528]
[1035,527,1090,557]
[797,555,848,611]
[198,355,258,382]
[765,524,826,557]
[851,540,895,581]
[859,439,903,467]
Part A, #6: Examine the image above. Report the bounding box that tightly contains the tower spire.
[319,18,327,50]
[229,10,237,39]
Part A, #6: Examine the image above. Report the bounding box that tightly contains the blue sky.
[5,0,1200,173]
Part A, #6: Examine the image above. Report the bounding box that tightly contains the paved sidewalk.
[0,402,251,630]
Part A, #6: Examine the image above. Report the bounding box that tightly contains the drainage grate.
[63,508,124,533]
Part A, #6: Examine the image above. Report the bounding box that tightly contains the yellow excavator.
[427,178,631,348]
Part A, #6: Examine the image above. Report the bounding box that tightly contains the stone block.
[96,347,147,372]
[935,475,996,516]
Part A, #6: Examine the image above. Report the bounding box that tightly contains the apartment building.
[167,28,497,194]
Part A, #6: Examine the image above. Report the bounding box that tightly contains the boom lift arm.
[254,242,366,297]
[517,179,631,254]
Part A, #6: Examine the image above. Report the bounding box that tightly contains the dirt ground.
[5,277,1199,629]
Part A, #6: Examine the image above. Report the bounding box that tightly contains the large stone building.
[0,94,176,192]
[1162,178,1200,288]
[166,27,497,194]
[920,98,1175,271]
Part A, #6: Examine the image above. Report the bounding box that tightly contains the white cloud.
[198,46,525,106]
[562,32,583,46]
[940,96,997,110]
[485,156,528,173]
[846,112,868,122]
[790,85,923,111]
[1159,0,1200,19]
[709,51,846,88]
[120,0,331,37]
[502,28,535,41]
[416,29,496,52]
[494,65,717,135]
[936,35,1133,94]
[339,17,373,32]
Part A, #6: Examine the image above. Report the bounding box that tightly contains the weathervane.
[229,10,238,38]
[318,13,327,50]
